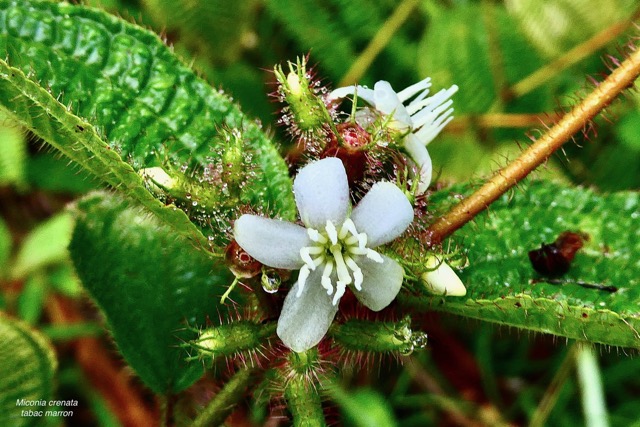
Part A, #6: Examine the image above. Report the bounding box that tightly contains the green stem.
[192,368,259,427]
[529,344,577,427]
[423,43,640,247]
[575,343,609,427]
[284,375,326,427]
[338,0,419,86]
[512,7,640,98]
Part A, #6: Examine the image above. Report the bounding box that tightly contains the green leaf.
[11,212,73,280]
[0,0,295,247]
[327,386,397,427]
[403,181,640,348]
[17,273,48,324]
[0,313,57,427]
[0,111,26,187]
[68,192,236,393]
[27,153,99,194]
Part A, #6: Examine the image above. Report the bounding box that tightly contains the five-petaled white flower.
[330,78,458,194]
[234,158,413,352]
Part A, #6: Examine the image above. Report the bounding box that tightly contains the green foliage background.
[0,0,639,425]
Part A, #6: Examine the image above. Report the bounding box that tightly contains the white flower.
[421,255,466,297]
[330,78,458,194]
[234,158,413,352]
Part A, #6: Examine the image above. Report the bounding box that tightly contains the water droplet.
[261,270,282,294]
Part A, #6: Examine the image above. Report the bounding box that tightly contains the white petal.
[234,215,309,269]
[329,85,376,105]
[421,256,466,296]
[353,255,404,311]
[404,135,433,194]
[277,268,339,352]
[373,81,412,128]
[294,158,350,229]
[350,182,413,248]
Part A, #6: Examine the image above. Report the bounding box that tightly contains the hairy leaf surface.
[403,181,640,348]
[69,192,236,393]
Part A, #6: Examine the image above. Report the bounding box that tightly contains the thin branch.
[529,344,577,427]
[446,113,561,133]
[511,7,640,99]
[192,367,260,427]
[338,0,419,86]
[423,44,640,247]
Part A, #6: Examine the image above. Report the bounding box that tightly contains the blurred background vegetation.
[1,0,639,425]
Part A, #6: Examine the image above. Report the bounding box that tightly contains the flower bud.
[421,255,466,296]
[274,57,330,136]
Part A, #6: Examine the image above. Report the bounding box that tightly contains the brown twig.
[423,45,640,247]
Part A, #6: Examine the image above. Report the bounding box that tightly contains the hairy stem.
[423,45,640,247]
[338,0,419,86]
[192,367,259,427]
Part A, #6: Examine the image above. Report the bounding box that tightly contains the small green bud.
[139,167,177,194]
[330,317,427,356]
[191,321,275,361]
[274,57,331,135]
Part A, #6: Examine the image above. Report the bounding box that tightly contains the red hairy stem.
[423,45,640,247]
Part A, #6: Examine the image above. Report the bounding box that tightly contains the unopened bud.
[421,255,466,296]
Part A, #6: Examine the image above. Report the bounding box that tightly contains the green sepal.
[191,321,276,363]
[329,316,427,356]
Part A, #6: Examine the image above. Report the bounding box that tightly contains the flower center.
[297,218,383,305]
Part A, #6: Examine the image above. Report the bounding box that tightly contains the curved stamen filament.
[344,255,363,290]
[297,265,311,297]
[325,221,338,244]
[331,245,352,285]
[333,281,347,305]
[321,261,334,294]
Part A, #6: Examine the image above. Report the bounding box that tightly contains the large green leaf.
[0,0,295,246]
[0,313,57,427]
[68,192,236,393]
[402,181,640,348]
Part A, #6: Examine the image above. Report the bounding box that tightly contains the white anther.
[299,247,317,269]
[321,262,334,294]
[342,218,359,238]
[331,246,352,285]
[296,265,311,297]
[307,228,320,241]
[366,249,384,263]
[344,256,363,291]
[357,232,367,249]
[332,281,347,305]
[325,220,338,245]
